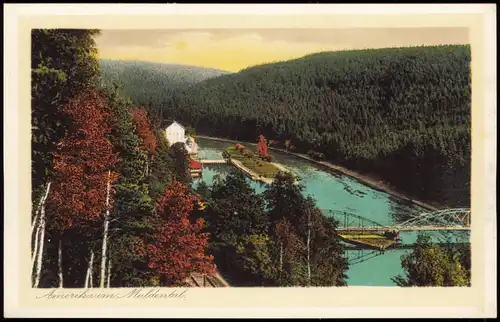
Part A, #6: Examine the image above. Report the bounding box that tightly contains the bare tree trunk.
[33,198,48,288]
[31,182,51,270]
[100,170,111,288]
[106,259,111,288]
[31,182,51,236]
[307,212,311,286]
[85,250,94,288]
[31,223,42,270]
[58,239,63,288]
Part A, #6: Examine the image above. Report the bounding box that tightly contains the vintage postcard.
[3,3,497,318]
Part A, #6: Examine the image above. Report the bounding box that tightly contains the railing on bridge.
[321,208,471,263]
[321,208,471,232]
[321,209,393,233]
[397,208,471,229]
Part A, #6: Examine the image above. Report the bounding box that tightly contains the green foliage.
[194,181,211,200]
[148,130,175,200]
[32,28,101,193]
[264,172,348,286]
[98,59,230,112]
[204,170,275,285]
[31,29,102,288]
[234,234,279,286]
[101,82,148,184]
[112,45,471,207]
[392,234,471,287]
[168,142,191,185]
[185,125,196,137]
[96,82,155,286]
[201,169,348,286]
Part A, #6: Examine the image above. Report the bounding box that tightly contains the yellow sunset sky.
[95,28,469,72]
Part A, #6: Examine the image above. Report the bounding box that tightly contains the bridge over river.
[323,208,471,233]
[321,208,471,262]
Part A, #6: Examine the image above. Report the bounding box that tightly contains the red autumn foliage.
[47,89,120,231]
[144,181,215,285]
[130,107,157,156]
[257,135,269,158]
[234,143,245,150]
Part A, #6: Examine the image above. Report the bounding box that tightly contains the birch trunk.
[307,212,311,286]
[33,199,48,288]
[106,259,111,288]
[31,182,51,236]
[31,182,51,268]
[31,222,42,270]
[85,250,94,288]
[100,170,111,288]
[58,239,63,288]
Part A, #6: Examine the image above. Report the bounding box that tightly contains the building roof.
[162,120,185,130]
[189,159,201,169]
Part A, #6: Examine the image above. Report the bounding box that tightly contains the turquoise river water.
[192,137,470,286]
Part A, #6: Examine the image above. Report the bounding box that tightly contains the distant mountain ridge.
[98,59,232,102]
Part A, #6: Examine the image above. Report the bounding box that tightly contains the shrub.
[262,155,273,162]
[308,150,325,161]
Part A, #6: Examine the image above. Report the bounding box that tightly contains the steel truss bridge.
[321,208,471,266]
[322,208,471,233]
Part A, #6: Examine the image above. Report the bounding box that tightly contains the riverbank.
[196,135,439,211]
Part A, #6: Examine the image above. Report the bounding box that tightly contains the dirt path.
[196,135,440,211]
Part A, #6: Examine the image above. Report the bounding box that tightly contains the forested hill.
[130,45,471,207]
[99,59,231,103]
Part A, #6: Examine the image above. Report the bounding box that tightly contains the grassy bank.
[224,145,281,179]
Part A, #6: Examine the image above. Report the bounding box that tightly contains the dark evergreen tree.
[102,45,471,207]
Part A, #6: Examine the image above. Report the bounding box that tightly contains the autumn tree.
[143,181,215,286]
[31,29,102,287]
[257,135,269,159]
[100,83,154,287]
[40,89,119,288]
[32,29,101,206]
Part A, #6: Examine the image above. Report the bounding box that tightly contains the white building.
[165,121,186,146]
[164,121,198,155]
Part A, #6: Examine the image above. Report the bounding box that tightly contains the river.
[192,137,470,286]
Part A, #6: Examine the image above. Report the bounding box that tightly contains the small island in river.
[222,139,297,184]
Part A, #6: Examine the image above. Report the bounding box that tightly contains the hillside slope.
[99,59,231,104]
[127,45,472,207]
